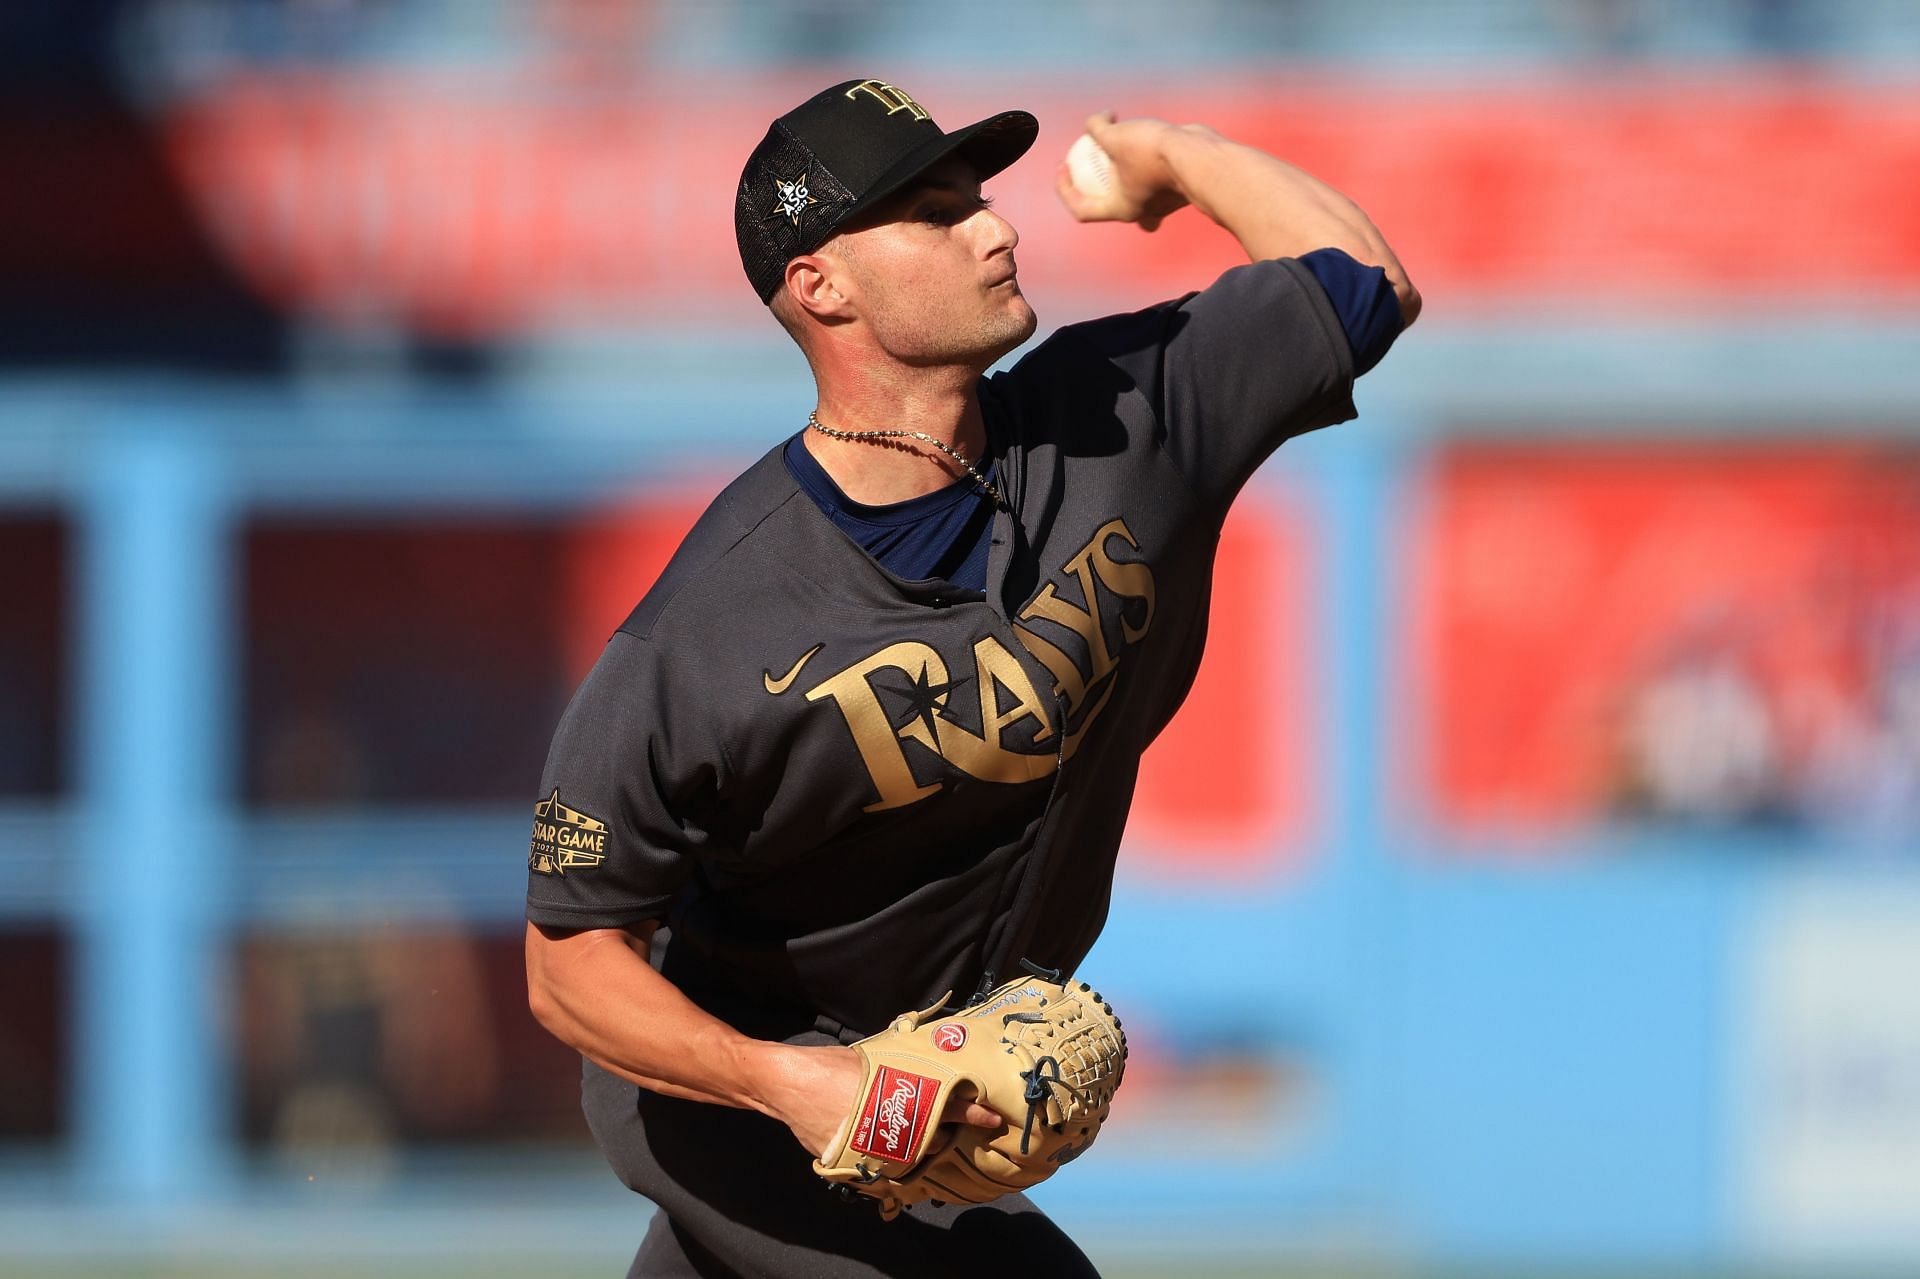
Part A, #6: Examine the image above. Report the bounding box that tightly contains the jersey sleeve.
[524,630,721,931]
[1298,246,1405,376]
[1069,255,1362,517]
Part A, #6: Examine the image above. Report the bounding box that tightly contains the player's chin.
[932,299,1035,368]
[980,307,1037,365]
[999,294,1039,344]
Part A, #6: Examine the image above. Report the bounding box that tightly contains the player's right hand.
[765,1043,1002,1159]
[1055,112,1194,232]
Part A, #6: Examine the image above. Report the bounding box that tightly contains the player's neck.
[805,378,988,506]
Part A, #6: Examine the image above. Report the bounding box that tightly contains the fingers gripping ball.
[812,976,1128,1220]
[1064,133,1115,200]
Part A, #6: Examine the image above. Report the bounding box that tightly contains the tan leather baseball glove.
[811,974,1127,1220]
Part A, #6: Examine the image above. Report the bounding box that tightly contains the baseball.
[1064,133,1114,198]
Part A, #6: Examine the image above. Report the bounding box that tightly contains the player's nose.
[978,204,1019,257]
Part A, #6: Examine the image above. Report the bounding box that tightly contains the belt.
[809,1013,870,1046]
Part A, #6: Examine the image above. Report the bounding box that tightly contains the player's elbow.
[1393,273,1422,329]
[1337,223,1419,332]
[524,923,567,1035]
[527,975,558,1034]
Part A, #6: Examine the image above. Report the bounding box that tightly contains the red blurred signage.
[1412,444,1920,836]
[563,495,714,678]
[1129,496,1310,869]
[165,72,1920,336]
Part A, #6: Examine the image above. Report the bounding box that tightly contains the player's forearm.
[1161,125,1421,324]
[523,921,800,1115]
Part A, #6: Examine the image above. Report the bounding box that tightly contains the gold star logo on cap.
[770,172,819,227]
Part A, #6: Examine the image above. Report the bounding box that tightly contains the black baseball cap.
[735,78,1038,304]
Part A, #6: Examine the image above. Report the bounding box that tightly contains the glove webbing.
[1006,1006,1101,1156]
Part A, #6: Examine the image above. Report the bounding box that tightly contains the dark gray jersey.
[527,256,1356,1037]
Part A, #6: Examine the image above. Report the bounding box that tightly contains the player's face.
[834,156,1037,367]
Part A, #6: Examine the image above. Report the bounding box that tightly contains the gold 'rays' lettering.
[1009,625,1089,716]
[894,637,1058,786]
[1020,555,1117,688]
[973,636,1053,746]
[806,636,1064,811]
[789,517,1153,813]
[1016,518,1155,714]
[844,79,930,121]
[806,642,948,812]
[1087,519,1157,641]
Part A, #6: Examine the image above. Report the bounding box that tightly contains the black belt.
[810,1013,870,1046]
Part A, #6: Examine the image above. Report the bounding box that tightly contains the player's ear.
[784,254,855,323]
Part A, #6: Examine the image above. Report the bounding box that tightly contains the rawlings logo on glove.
[852,1067,938,1161]
[812,974,1127,1220]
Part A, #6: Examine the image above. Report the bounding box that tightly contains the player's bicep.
[524,919,662,1048]
[526,920,654,995]
[527,918,657,958]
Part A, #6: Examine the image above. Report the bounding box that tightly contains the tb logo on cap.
[845,79,929,122]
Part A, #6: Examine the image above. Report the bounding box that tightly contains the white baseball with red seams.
[1064,133,1114,199]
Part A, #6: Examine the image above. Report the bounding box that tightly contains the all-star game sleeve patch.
[529,789,610,876]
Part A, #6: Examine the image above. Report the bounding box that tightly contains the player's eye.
[920,194,992,225]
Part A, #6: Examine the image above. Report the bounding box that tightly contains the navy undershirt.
[785,248,1399,589]
[1299,246,1403,375]
[784,434,997,590]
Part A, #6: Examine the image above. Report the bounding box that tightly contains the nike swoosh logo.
[763,643,825,695]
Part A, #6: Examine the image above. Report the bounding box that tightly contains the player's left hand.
[1055,112,1194,232]
[811,975,1127,1220]
[768,1043,1002,1161]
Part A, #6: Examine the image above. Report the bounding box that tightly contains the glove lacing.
[1008,1040,1098,1157]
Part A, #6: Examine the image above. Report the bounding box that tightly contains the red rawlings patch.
[933,1023,968,1052]
[849,1066,939,1163]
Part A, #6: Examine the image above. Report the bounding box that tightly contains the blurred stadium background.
[5,1,1920,1275]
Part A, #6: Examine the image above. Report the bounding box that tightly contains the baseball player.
[525,78,1417,1277]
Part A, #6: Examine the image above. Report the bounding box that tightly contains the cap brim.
[833,109,1038,233]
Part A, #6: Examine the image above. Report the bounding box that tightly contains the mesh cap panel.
[736,121,861,305]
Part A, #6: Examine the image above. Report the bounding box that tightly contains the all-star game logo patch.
[769,171,819,227]
[529,789,609,876]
